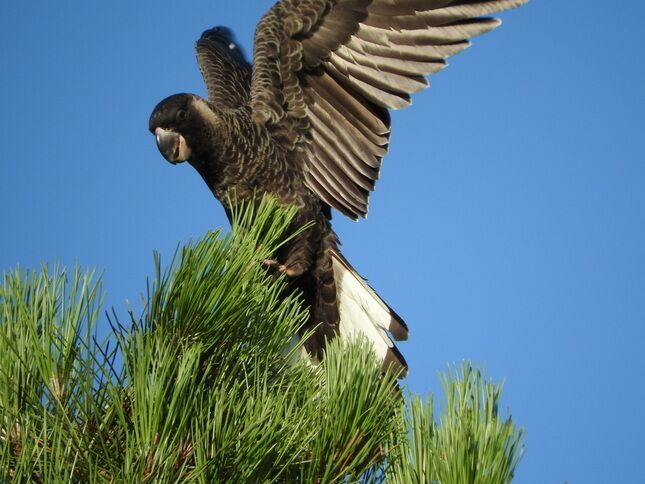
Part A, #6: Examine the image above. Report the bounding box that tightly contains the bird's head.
[149,93,216,164]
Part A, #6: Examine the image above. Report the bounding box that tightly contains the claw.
[263,259,286,273]
[262,259,302,278]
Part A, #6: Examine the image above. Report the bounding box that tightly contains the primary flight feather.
[149,0,528,377]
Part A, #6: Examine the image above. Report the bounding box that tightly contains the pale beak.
[154,127,192,164]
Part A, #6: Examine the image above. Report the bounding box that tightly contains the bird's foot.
[262,259,301,278]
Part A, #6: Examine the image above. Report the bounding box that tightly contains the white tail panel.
[330,249,408,376]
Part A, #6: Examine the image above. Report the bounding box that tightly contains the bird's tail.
[329,249,409,377]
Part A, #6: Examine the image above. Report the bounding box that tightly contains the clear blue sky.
[2,1,644,482]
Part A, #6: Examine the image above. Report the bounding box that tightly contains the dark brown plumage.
[148,0,528,377]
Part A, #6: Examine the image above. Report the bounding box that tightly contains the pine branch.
[386,363,524,484]
[0,197,524,483]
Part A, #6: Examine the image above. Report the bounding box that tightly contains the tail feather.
[329,249,408,377]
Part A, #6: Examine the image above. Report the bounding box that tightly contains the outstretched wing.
[250,0,527,219]
[196,27,252,110]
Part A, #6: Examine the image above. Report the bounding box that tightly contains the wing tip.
[199,26,234,43]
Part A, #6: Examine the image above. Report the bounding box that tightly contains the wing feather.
[251,0,528,219]
[308,71,389,140]
[195,27,251,109]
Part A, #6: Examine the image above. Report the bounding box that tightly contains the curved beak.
[154,127,192,164]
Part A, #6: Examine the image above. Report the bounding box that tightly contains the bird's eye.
[176,109,188,122]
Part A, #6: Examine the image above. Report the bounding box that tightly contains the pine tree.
[0,198,524,483]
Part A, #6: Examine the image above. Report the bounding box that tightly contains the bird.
[148,0,528,377]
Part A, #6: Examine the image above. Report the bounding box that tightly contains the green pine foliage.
[0,197,524,483]
[386,366,524,484]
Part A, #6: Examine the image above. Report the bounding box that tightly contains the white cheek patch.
[177,135,192,161]
[191,98,219,125]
